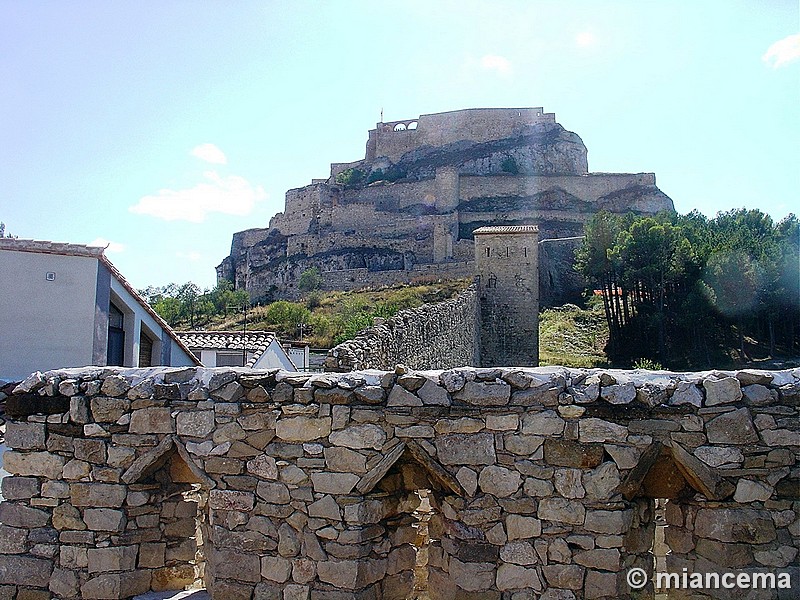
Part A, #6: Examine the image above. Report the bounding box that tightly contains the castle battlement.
[366,107,557,162]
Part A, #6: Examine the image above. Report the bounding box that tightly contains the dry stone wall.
[324,285,479,372]
[1,365,798,600]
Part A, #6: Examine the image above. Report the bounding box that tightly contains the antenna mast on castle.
[380,108,383,124]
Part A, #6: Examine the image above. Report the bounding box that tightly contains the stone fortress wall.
[216,107,675,305]
[324,285,480,373]
[1,365,798,599]
[365,108,557,164]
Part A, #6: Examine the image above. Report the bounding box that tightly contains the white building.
[0,239,200,381]
[176,331,300,371]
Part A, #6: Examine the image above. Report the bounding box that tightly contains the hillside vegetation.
[539,300,609,368]
[142,279,470,348]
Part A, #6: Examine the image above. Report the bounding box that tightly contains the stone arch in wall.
[616,440,748,599]
[393,123,407,131]
[121,436,214,594]
[353,440,466,599]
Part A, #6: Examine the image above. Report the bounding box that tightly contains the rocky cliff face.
[217,109,674,304]
[375,121,588,179]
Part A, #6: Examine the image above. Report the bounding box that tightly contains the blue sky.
[1,1,798,290]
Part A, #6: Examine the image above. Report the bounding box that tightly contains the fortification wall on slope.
[1,366,798,599]
[324,285,479,372]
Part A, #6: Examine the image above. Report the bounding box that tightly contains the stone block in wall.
[522,410,565,436]
[0,476,39,501]
[448,557,495,592]
[543,440,603,468]
[328,424,385,450]
[81,571,152,600]
[695,539,753,569]
[49,567,79,598]
[324,447,367,474]
[478,465,522,497]
[73,439,107,464]
[152,565,196,591]
[496,563,543,591]
[584,570,620,600]
[705,408,758,445]
[0,525,27,554]
[276,417,332,443]
[4,422,46,450]
[435,433,496,465]
[0,503,50,529]
[128,407,175,434]
[83,508,126,532]
[2,451,64,479]
[87,546,138,573]
[506,515,543,540]
[703,376,742,406]
[210,548,261,583]
[694,507,776,544]
[90,397,130,423]
[261,555,292,583]
[137,542,166,569]
[0,555,53,587]
[70,483,127,508]
[542,565,584,590]
[17,588,52,600]
[538,498,585,526]
[176,410,215,438]
[453,382,510,406]
[208,490,255,511]
[577,418,627,443]
[583,510,632,535]
[311,472,359,495]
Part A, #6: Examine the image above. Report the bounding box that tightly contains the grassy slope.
[538,300,610,368]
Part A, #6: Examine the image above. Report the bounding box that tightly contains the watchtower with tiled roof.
[473,225,539,366]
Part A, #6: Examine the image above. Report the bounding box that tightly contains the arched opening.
[393,123,407,131]
[408,121,418,130]
[618,440,735,598]
[123,437,214,597]
[355,440,466,599]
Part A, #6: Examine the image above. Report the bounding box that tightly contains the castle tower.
[474,226,539,367]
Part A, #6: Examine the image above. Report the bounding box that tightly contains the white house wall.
[108,276,196,367]
[0,251,98,381]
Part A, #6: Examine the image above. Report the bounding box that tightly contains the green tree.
[298,267,322,294]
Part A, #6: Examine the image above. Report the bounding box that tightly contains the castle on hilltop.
[217,108,674,304]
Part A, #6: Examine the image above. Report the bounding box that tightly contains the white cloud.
[129,171,267,223]
[191,143,228,165]
[762,33,800,69]
[88,237,125,253]
[576,31,596,47]
[480,54,513,76]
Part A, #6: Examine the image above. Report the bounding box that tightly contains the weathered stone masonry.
[1,366,798,600]
[324,285,479,372]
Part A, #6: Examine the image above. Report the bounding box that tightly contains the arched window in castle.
[485,247,491,257]
[408,121,418,129]
[394,123,407,131]
[488,273,497,288]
